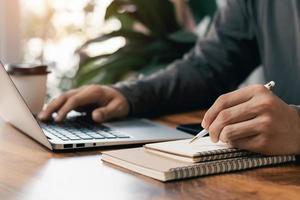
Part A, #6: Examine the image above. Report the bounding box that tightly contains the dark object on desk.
[176,123,208,136]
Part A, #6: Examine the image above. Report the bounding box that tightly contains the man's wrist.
[290,105,300,154]
[290,105,300,116]
[110,84,134,116]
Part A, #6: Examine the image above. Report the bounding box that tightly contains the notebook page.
[144,137,233,157]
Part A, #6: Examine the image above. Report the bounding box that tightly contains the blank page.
[144,137,233,158]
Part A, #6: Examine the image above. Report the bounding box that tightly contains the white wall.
[0,0,21,64]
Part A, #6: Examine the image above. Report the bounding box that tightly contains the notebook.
[144,137,256,163]
[101,147,295,182]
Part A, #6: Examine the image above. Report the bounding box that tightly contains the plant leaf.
[168,30,197,43]
[71,0,217,89]
[77,30,152,51]
[131,0,179,36]
[73,52,148,86]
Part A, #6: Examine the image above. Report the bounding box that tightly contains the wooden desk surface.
[1,111,300,200]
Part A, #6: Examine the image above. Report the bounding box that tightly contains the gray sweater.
[113,0,300,117]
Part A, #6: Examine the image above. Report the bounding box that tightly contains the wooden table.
[1,111,300,200]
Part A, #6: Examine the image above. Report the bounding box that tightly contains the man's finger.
[208,100,257,142]
[55,88,105,121]
[228,135,267,154]
[218,117,261,143]
[92,100,120,123]
[38,89,78,120]
[202,85,266,129]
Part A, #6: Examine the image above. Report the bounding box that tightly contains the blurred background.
[4,0,261,100]
[0,0,218,131]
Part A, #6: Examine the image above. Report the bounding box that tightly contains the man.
[38,0,300,155]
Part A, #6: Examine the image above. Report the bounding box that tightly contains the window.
[1,0,123,96]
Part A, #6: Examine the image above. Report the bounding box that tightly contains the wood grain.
[0,111,300,200]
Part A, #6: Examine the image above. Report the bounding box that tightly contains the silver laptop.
[0,62,193,151]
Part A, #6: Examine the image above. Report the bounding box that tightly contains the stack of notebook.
[101,137,296,181]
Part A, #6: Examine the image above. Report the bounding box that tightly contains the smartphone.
[176,123,207,136]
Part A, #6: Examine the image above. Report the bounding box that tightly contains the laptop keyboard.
[40,117,130,141]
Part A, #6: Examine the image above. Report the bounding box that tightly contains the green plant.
[69,0,217,88]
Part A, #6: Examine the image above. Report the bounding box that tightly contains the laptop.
[0,62,193,151]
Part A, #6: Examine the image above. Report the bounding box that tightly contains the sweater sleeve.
[113,0,261,117]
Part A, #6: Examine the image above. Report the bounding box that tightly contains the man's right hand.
[38,85,130,123]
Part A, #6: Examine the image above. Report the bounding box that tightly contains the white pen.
[189,81,275,144]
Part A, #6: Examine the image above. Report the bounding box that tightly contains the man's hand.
[38,85,130,123]
[202,84,300,155]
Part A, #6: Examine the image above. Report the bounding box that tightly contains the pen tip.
[189,137,197,144]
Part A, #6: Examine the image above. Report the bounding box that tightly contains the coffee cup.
[6,64,50,115]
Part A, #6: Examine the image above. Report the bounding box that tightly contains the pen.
[189,81,275,144]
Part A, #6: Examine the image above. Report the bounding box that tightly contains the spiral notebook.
[144,137,256,163]
[101,147,296,182]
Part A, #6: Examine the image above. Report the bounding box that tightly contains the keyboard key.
[77,127,89,131]
[62,135,75,139]
[60,131,73,136]
[71,131,84,135]
[44,132,56,139]
[66,135,81,140]
[52,133,61,137]
[60,137,70,141]
[78,135,93,140]
[75,133,88,137]
[89,134,105,139]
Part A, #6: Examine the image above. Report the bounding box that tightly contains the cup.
[6,64,50,115]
